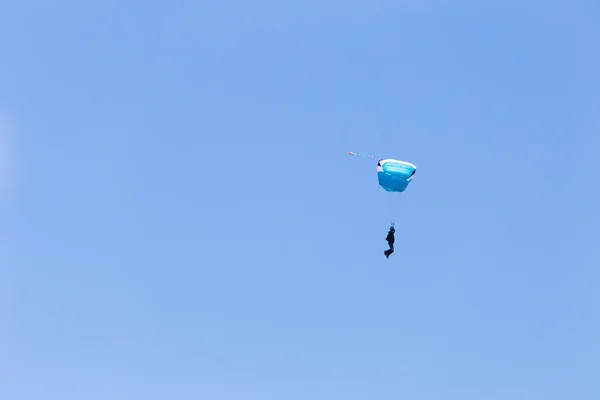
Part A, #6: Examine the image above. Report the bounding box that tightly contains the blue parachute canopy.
[377,158,417,192]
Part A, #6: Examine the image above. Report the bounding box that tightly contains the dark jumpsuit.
[384,229,395,258]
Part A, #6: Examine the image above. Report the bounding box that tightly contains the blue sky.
[1,1,599,399]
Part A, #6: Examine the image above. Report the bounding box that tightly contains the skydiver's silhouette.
[384,226,395,258]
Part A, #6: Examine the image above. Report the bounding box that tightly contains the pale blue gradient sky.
[1,1,599,399]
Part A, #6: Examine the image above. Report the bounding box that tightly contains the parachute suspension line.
[384,192,399,227]
[348,151,380,160]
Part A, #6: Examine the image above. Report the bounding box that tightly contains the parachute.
[377,158,416,192]
[348,151,417,192]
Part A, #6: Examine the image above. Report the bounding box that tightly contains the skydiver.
[384,226,395,258]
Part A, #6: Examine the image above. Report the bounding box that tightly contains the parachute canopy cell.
[377,158,416,192]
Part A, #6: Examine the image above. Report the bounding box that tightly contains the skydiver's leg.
[385,242,393,257]
[385,243,394,258]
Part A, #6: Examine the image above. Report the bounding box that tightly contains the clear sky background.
[1,1,599,399]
